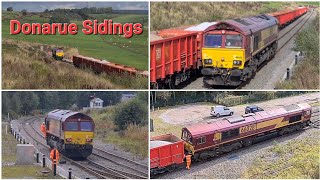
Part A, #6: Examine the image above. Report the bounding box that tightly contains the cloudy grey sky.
[2,2,148,12]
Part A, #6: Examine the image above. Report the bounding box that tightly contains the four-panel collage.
[1,0,319,180]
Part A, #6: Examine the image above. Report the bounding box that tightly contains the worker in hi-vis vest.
[186,153,192,170]
[50,147,60,168]
[40,122,46,138]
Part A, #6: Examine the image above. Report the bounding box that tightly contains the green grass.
[84,106,148,158]
[151,2,316,31]
[242,132,320,179]
[2,166,61,179]
[2,125,61,179]
[2,11,148,70]
[150,110,183,138]
[2,40,147,89]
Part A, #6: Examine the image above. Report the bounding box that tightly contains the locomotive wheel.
[243,139,253,147]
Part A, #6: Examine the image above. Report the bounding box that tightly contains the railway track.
[237,11,314,89]
[18,117,130,179]
[92,147,148,178]
[25,117,148,179]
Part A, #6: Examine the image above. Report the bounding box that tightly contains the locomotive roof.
[47,109,93,122]
[185,103,311,137]
[203,14,278,36]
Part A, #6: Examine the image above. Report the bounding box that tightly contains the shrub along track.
[18,117,146,179]
[154,103,319,179]
[27,117,148,179]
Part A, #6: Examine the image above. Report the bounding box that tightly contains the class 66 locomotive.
[201,14,278,86]
[52,47,64,60]
[150,103,312,176]
[45,109,95,159]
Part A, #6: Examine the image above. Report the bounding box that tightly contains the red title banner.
[10,20,143,38]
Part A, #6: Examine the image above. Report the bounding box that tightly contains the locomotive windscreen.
[80,122,93,131]
[65,121,94,131]
[65,122,78,131]
[205,34,222,48]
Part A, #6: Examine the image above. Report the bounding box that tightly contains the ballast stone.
[16,144,35,165]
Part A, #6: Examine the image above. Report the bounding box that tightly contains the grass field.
[2,40,147,89]
[2,11,148,70]
[242,132,320,179]
[151,2,317,30]
[2,125,61,179]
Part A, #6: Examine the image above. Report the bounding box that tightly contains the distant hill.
[113,10,148,15]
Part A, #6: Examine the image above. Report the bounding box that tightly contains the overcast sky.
[2,2,148,12]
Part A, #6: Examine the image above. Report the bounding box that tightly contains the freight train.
[150,7,309,88]
[150,103,312,176]
[45,109,95,159]
[72,55,148,77]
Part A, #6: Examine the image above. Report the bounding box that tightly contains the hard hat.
[42,122,45,124]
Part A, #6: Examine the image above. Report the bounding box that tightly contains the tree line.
[151,91,311,108]
[2,91,125,119]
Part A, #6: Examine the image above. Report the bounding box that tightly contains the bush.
[7,7,13,12]
[113,99,148,130]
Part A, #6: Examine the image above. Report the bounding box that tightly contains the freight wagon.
[150,134,185,176]
[150,30,200,88]
[269,7,308,28]
[73,55,148,77]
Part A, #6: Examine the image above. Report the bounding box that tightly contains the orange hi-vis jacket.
[50,149,60,163]
[186,154,192,163]
[40,123,46,137]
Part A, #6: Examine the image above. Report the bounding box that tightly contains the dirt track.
[157,92,320,126]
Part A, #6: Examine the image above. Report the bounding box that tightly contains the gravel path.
[157,92,319,126]
[183,11,316,90]
[156,128,319,179]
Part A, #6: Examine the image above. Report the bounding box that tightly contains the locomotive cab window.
[65,122,78,131]
[80,122,93,131]
[204,34,222,48]
[182,130,192,143]
[197,137,206,145]
[225,35,242,48]
[289,114,302,123]
[222,128,239,140]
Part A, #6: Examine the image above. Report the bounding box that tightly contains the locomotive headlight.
[204,59,212,64]
[66,138,72,142]
[86,138,93,142]
[233,60,242,65]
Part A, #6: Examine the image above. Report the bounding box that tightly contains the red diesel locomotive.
[150,103,312,175]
